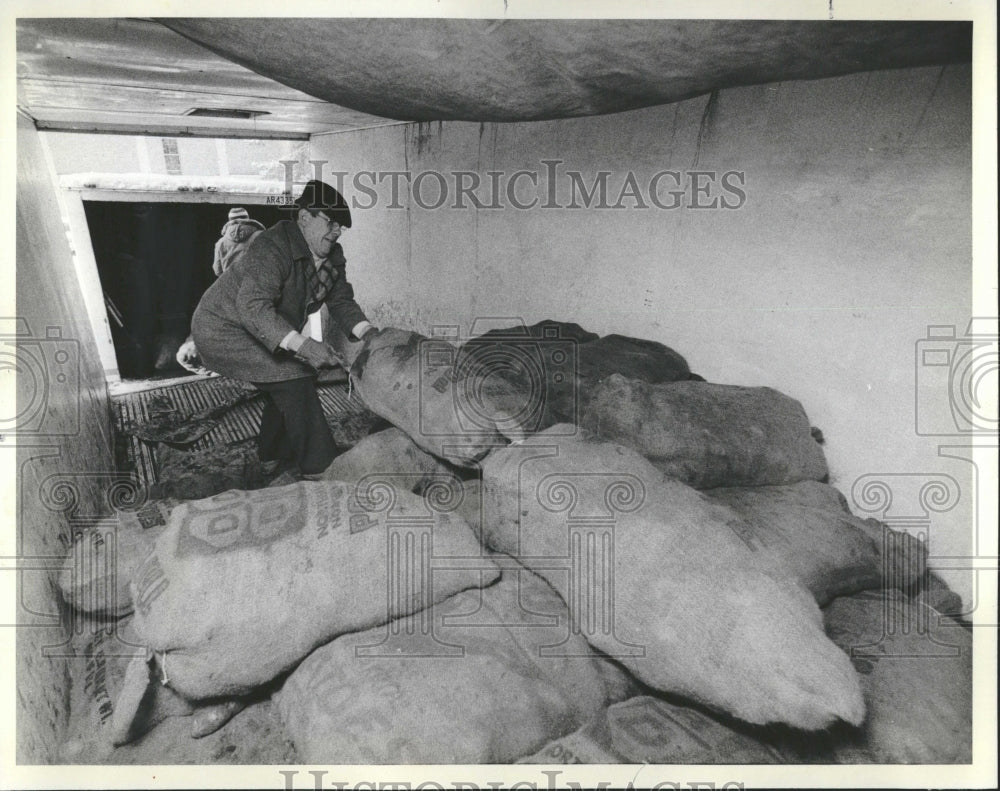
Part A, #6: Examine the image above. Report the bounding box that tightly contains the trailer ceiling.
[16,18,392,139]
[17,17,971,137]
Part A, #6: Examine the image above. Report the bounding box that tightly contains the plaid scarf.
[303,246,344,314]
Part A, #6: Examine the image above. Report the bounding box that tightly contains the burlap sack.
[319,426,460,493]
[705,481,883,606]
[456,320,601,431]
[58,499,176,617]
[917,571,966,620]
[128,480,496,700]
[857,518,934,599]
[480,427,863,730]
[454,477,484,535]
[455,325,692,433]
[824,589,972,763]
[61,613,297,761]
[520,694,811,764]
[579,374,828,488]
[60,614,192,761]
[578,334,691,384]
[276,562,634,763]
[107,693,295,764]
[464,319,599,345]
[350,328,523,465]
[709,481,938,606]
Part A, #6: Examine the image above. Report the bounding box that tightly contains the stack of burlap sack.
[57,319,970,764]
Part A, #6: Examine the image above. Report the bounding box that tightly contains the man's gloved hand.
[295,338,344,370]
[360,325,380,341]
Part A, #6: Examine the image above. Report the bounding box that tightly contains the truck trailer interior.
[8,10,996,787]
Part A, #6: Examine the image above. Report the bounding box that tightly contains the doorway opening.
[83,200,290,381]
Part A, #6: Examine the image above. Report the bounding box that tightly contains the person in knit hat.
[212,207,266,276]
[177,207,268,375]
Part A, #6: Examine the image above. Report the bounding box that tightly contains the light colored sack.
[525,590,972,765]
[277,561,634,763]
[480,427,863,730]
[128,480,497,700]
[58,499,176,617]
[824,589,972,763]
[350,328,525,465]
[454,477,484,534]
[319,426,460,492]
[60,613,298,760]
[580,374,828,488]
[60,615,192,761]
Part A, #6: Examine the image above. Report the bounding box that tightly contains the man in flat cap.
[192,180,376,477]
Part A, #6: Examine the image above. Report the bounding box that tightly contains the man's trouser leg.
[252,377,338,475]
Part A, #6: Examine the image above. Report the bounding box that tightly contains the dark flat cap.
[293,180,352,227]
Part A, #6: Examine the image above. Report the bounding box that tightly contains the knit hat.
[227,207,250,222]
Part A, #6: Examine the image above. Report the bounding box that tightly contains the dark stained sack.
[127,480,497,700]
[350,328,523,465]
[916,571,966,620]
[58,499,177,618]
[456,325,691,433]
[705,481,882,606]
[465,318,600,345]
[456,320,594,432]
[823,589,972,763]
[858,517,935,600]
[318,426,460,492]
[579,373,829,488]
[276,561,635,763]
[708,481,934,606]
[578,334,691,384]
[480,427,864,730]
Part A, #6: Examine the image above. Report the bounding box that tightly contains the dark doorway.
[83,200,289,380]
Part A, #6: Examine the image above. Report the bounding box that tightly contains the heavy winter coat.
[192,220,367,383]
[212,218,265,276]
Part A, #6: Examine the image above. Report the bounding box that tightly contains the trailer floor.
[111,374,373,494]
